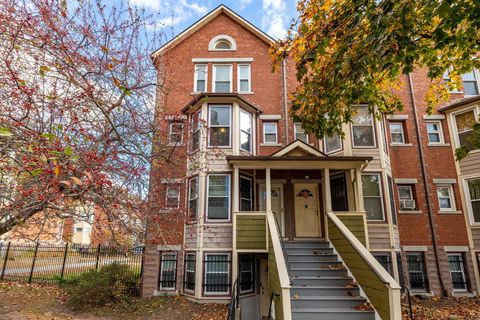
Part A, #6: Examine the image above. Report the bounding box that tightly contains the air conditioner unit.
[400,199,415,210]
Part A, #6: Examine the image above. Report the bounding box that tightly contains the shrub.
[63,263,139,310]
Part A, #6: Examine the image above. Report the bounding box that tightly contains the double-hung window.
[194,64,207,92]
[462,70,479,96]
[448,254,468,291]
[398,185,415,210]
[213,65,232,92]
[169,122,183,145]
[407,253,429,291]
[454,110,476,149]
[204,253,230,295]
[324,134,342,154]
[166,186,180,209]
[188,177,199,219]
[240,110,252,152]
[437,186,455,212]
[294,123,308,143]
[191,111,201,152]
[184,253,196,293]
[263,122,278,144]
[361,173,384,220]
[159,252,177,290]
[207,175,230,221]
[467,179,480,223]
[352,106,375,147]
[208,105,231,147]
[238,65,251,93]
[389,122,405,144]
[240,176,253,211]
[426,121,443,144]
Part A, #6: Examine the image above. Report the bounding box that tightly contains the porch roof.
[226,155,372,169]
[181,93,263,114]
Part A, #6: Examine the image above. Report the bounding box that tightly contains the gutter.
[282,53,289,145]
[407,73,447,295]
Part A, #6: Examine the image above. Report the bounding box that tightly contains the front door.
[294,183,320,237]
[260,185,284,236]
[259,259,270,318]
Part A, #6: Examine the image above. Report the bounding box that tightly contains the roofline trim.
[439,95,480,112]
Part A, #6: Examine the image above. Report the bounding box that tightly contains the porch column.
[233,166,239,212]
[355,168,365,212]
[266,168,272,212]
[322,168,332,213]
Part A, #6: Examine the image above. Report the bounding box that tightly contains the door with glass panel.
[260,185,284,236]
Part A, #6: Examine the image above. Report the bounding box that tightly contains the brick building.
[143,5,479,319]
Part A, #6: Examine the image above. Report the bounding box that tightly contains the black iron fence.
[0,242,144,294]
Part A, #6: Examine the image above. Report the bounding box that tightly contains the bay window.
[362,173,384,220]
[213,65,232,92]
[240,110,252,152]
[352,106,375,147]
[207,175,230,221]
[467,179,480,223]
[324,134,342,154]
[208,105,231,147]
[191,111,201,152]
[188,177,199,219]
[454,110,476,149]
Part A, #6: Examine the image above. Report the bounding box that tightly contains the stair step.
[290,296,367,309]
[284,241,330,248]
[285,247,334,255]
[290,261,344,268]
[291,276,353,287]
[288,253,339,262]
[290,267,348,277]
[292,308,375,320]
[291,286,360,297]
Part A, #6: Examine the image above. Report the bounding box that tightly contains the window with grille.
[239,254,254,294]
[203,253,230,295]
[184,253,196,293]
[159,252,177,290]
[407,253,429,291]
[373,253,393,275]
[448,253,468,291]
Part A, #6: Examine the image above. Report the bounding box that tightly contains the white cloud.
[238,0,253,9]
[129,0,162,10]
[262,0,288,39]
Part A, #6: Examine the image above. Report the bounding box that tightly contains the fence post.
[95,244,101,270]
[60,243,69,281]
[28,242,39,284]
[1,242,11,280]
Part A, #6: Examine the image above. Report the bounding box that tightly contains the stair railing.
[267,292,280,320]
[227,278,239,320]
[272,212,291,283]
[402,285,414,319]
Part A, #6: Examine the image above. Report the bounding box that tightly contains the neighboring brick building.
[143,5,479,319]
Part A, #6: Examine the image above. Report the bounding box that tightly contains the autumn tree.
[272,0,480,159]
[0,0,187,242]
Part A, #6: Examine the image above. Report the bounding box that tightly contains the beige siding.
[472,228,480,249]
[352,149,382,169]
[459,152,480,176]
[368,224,391,250]
[202,225,232,249]
[236,215,267,250]
[185,224,198,249]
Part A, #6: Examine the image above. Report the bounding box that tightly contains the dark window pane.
[210,127,230,146]
[463,81,479,96]
[208,197,229,219]
[353,126,375,146]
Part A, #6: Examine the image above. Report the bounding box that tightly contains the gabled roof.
[181,93,263,114]
[439,95,480,112]
[151,4,275,58]
[271,139,327,157]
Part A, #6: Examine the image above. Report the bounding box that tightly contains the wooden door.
[294,183,320,237]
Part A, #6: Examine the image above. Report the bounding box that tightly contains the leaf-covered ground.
[403,296,480,320]
[0,282,227,320]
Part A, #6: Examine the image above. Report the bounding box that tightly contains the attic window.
[209,35,237,51]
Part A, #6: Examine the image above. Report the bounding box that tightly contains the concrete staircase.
[286,240,376,320]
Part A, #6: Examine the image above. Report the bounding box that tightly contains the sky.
[128,0,299,39]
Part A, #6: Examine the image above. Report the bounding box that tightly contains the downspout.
[407,73,447,295]
[282,53,289,145]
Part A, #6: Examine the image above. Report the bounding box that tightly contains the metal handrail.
[227,278,239,320]
[267,292,280,320]
[402,285,414,319]
[272,212,291,282]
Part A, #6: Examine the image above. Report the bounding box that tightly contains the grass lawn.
[0,281,227,320]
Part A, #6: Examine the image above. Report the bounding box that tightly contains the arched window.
[209,35,237,51]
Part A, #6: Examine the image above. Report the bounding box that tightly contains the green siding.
[336,214,367,246]
[236,215,267,250]
[328,219,391,320]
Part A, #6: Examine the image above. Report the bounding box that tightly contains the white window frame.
[447,253,468,292]
[188,177,199,219]
[436,185,456,212]
[239,253,254,294]
[212,64,232,93]
[194,64,207,93]
[159,252,177,291]
[203,253,231,295]
[208,35,237,51]
[263,122,278,144]
[239,176,253,212]
[398,185,415,210]
[208,105,232,148]
[168,122,184,145]
[452,108,478,148]
[461,69,480,97]
[426,120,444,144]
[190,110,201,152]
[351,105,376,148]
[323,134,343,154]
[294,123,308,143]
[237,64,251,93]
[389,122,405,144]
[464,177,480,225]
[165,186,180,209]
[443,69,462,93]
[184,252,196,293]
[362,173,385,221]
[206,174,231,222]
[239,109,252,153]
